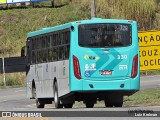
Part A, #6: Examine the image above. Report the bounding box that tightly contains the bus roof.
[27,18,136,38]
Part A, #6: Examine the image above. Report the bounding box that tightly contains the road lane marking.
[0,100,8,103]
[15,90,25,93]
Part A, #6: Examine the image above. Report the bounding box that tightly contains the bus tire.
[113,96,123,107]
[36,98,45,108]
[85,103,94,108]
[32,87,36,99]
[114,102,123,107]
[63,104,73,108]
[32,80,36,99]
[104,100,114,107]
[53,81,63,108]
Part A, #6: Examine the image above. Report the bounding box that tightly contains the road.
[0,75,160,119]
[140,75,160,89]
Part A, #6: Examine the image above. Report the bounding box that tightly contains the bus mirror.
[71,26,74,31]
[21,46,26,57]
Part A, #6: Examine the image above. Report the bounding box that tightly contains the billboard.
[0,0,6,4]
[7,0,30,4]
[139,31,160,71]
[0,0,50,4]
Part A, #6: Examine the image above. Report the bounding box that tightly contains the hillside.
[0,0,160,57]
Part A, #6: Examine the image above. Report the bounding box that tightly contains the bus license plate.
[100,70,112,75]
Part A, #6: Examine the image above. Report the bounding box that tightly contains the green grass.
[124,88,160,106]
[0,73,25,87]
[0,1,89,57]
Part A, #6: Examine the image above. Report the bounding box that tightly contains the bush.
[0,73,25,86]
[6,78,20,86]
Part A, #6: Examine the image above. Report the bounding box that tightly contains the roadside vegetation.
[124,88,160,106]
[0,0,160,88]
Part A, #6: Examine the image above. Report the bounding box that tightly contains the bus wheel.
[32,87,36,99]
[114,96,123,107]
[53,81,63,108]
[36,98,45,108]
[114,102,123,107]
[104,100,114,107]
[85,103,94,108]
[63,104,73,108]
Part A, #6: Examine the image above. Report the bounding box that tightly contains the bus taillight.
[131,54,138,78]
[73,55,81,79]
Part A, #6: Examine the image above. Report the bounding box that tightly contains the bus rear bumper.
[70,77,140,95]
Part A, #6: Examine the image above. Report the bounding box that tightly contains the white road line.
[15,90,25,93]
[0,100,8,103]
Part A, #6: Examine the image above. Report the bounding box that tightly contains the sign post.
[2,57,6,87]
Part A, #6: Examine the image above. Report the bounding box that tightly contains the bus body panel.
[70,20,139,92]
[27,60,70,98]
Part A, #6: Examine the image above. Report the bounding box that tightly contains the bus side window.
[62,32,66,44]
[27,40,31,65]
[59,33,62,45]
[59,46,63,60]
[53,47,58,61]
[32,38,35,50]
[32,51,37,64]
[48,48,53,62]
[52,34,56,46]
[64,45,70,59]
[37,50,43,63]
[46,35,50,48]
[42,36,46,48]
[66,31,70,44]
[37,37,42,49]
[43,49,47,62]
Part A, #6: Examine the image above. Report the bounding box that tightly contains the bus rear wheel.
[114,102,123,107]
[36,98,45,108]
[104,101,114,107]
[63,104,73,108]
[53,81,63,108]
[85,103,94,108]
[32,87,36,99]
[104,95,123,107]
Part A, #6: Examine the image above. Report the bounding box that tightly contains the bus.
[25,18,140,108]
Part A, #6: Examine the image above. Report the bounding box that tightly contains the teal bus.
[25,18,140,108]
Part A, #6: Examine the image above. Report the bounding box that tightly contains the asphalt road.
[0,75,160,119]
[140,75,160,89]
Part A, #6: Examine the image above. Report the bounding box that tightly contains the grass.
[124,88,160,106]
[0,73,25,87]
[0,1,89,57]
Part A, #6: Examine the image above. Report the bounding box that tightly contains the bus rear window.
[78,24,132,47]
